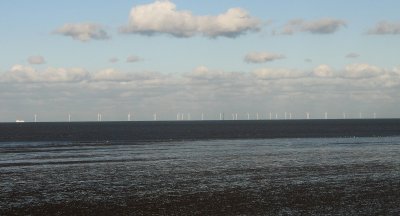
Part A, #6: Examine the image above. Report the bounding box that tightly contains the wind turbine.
[306,112,310,120]
[343,112,346,119]
[247,113,250,120]
[373,112,377,119]
[128,113,131,121]
[284,112,287,120]
[324,112,328,120]
[68,113,71,122]
[269,112,272,120]
[34,114,37,123]
[201,113,204,120]
[153,113,157,121]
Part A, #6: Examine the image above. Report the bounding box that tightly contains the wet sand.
[1,137,400,215]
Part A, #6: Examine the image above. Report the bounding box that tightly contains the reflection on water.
[1,137,400,215]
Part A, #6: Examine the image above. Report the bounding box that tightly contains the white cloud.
[1,65,89,83]
[43,67,89,82]
[188,66,224,80]
[120,0,260,38]
[3,65,36,82]
[27,56,46,65]
[252,68,306,80]
[54,23,110,42]
[92,68,128,81]
[280,18,346,35]
[344,63,384,79]
[91,68,171,84]
[367,21,400,35]
[313,64,334,77]
[244,52,285,63]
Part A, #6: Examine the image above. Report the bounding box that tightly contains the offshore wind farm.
[10,111,381,123]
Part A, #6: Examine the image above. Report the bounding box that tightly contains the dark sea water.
[1,120,400,215]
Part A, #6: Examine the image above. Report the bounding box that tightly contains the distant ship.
[15,120,25,123]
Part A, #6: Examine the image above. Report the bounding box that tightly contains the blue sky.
[1,0,400,121]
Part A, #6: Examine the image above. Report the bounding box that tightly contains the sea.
[1,120,400,215]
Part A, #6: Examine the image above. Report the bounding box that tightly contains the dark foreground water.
[1,120,400,215]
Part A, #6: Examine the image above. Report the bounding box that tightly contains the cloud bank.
[1,64,400,121]
[54,23,110,42]
[120,0,260,38]
[1,64,397,85]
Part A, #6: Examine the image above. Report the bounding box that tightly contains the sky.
[1,0,400,121]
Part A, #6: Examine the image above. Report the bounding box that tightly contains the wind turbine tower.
[34,114,37,123]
